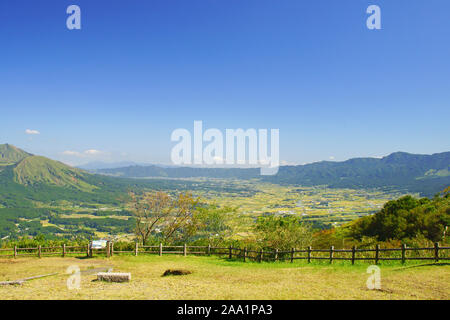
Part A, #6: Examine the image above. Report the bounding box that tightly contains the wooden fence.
[1,242,449,264]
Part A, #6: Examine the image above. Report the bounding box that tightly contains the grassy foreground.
[0,255,448,300]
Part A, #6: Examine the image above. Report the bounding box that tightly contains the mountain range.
[77,161,142,171]
[0,144,449,204]
[97,151,450,196]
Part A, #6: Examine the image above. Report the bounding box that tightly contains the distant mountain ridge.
[79,161,179,171]
[97,164,260,179]
[78,161,141,171]
[264,152,450,195]
[97,151,450,196]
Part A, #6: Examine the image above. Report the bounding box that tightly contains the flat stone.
[97,272,131,282]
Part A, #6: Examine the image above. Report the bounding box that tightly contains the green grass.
[0,255,448,300]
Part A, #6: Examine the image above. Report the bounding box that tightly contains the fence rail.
[0,242,449,264]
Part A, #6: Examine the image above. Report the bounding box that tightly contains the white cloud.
[329,156,335,160]
[84,149,102,155]
[25,129,40,135]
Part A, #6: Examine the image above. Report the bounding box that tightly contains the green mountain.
[0,144,207,208]
[263,152,450,193]
[0,144,118,208]
[0,143,31,165]
[13,156,96,191]
[0,144,97,192]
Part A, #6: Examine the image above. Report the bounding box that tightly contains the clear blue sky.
[1,0,449,166]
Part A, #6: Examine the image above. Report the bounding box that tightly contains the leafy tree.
[130,191,199,245]
[254,215,312,250]
[349,192,449,242]
[191,204,235,244]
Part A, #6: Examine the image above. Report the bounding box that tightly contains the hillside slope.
[0,144,208,208]
[0,143,31,165]
[0,144,119,207]
[13,156,96,191]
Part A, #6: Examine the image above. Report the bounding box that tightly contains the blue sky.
[1,0,449,166]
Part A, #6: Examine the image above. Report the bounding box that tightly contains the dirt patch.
[162,269,192,276]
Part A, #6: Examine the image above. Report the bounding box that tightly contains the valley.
[0,144,446,241]
[0,176,407,241]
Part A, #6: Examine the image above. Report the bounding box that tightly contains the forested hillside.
[348,188,450,242]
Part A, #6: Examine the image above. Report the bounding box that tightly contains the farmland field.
[0,255,448,300]
[6,178,407,240]
[192,179,409,233]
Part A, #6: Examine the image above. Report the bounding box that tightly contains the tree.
[349,193,449,242]
[192,204,235,244]
[254,215,312,250]
[130,191,199,245]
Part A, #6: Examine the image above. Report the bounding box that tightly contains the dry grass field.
[0,255,448,300]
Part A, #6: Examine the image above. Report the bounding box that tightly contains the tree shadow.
[392,262,450,271]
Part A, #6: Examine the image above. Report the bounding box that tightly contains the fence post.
[14,245,17,259]
[243,248,247,262]
[135,242,138,256]
[38,245,41,258]
[329,246,334,264]
[228,245,232,259]
[106,241,110,258]
[87,243,90,257]
[110,242,114,257]
[275,249,278,262]
[62,244,66,258]
[290,248,294,263]
[434,242,439,262]
[259,249,263,263]
[184,243,187,257]
[401,244,406,264]
[207,244,211,256]
[351,246,356,265]
[159,243,163,256]
[307,246,311,263]
[375,244,379,264]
